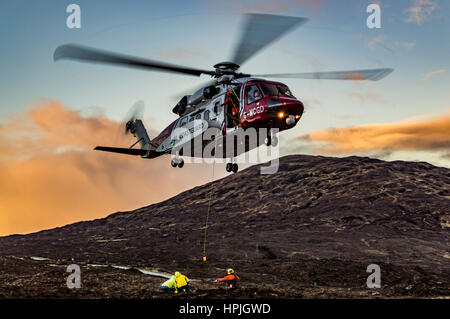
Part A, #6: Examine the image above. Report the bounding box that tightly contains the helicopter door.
[225,91,240,129]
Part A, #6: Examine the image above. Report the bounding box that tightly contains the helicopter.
[53,14,393,173]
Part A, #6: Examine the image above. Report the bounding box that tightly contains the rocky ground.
[0,155,449,298]
[0,255,448,299]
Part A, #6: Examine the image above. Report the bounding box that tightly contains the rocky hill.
[1,155,449,298]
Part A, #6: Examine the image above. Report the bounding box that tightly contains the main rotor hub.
[213,61,240,73]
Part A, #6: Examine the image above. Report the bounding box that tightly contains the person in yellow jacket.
[160,274,177,293]
[160,271,190,293]
[175,271,190,293]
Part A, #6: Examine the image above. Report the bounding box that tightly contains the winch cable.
[203,87,241,262]
[202,127,220,262]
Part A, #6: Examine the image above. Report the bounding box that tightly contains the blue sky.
[1,0,449,165]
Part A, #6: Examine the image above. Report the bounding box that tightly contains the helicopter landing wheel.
[171,157,184,168]
[226,163,233,172]
[265,135,271,146]
[264,135,278,147]
[271,136,278,147]
[232,163,238,173]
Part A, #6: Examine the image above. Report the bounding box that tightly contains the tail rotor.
[124,100,145,135]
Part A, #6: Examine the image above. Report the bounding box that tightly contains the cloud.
[0,100,219,236]
[366,35,415,52]
[393,40,416,50]
[423,69,445,80]
[344,72,366,81]
[366,35,387,50]
[298,113,450,155]
[404,0,438,25]
[346,91,385,103]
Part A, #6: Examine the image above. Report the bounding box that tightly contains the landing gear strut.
[226,161,238,174]
[171,157,184,168]
[264,129,278,147]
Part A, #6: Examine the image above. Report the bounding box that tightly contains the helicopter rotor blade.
[231,14,308,66]
[252,68,394,81]
[125,100,145,121]
[54,44,216,77]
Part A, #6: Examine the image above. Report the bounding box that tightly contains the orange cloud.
[346,91,385,103]
[404,0,438,25]
[0,100,218,236]
[423,69,445,80]
[343,72,364,81]
[299,113,450,155]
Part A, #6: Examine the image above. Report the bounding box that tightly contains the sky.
[0,0,449,235]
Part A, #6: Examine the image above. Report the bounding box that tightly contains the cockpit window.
[179,117,188,127]
[246,84,262,104]
[277,85,294,97]
[260,83,294,98]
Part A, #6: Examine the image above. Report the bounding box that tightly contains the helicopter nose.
[280,99,304,119]
[296,100,304,118]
